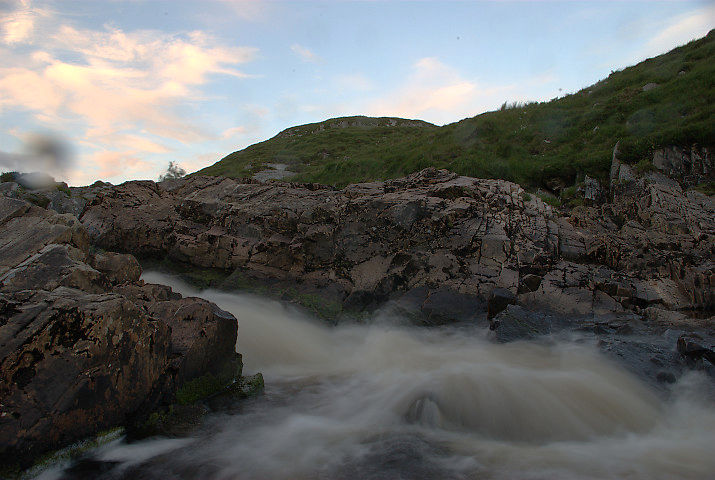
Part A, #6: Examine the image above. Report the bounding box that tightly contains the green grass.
[692,181,715,196]
[198,31,714,191]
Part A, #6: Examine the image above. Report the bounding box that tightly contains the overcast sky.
[0,0,713,185]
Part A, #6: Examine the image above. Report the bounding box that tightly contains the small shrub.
[635,157,657,174]
[56,184,72,196]
[158,161,186,181]
[537,192,561,207]
[0,171,17,183]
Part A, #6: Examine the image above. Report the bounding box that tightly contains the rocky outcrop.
[75,162,712,321]
[652,145,711,186]
[0,197,239,466]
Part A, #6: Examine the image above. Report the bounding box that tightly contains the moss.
[176,374,228,405]
[561,185,579,199]
[13,428,124,479]
[521,192,532,202]
[225,373,265,398]
[692,181,715,196]
[131,404,207,439]
[24,193,50,209]
[537,192,561,207]
[281,288,343,321]
[635,157,657,174]
[56,184,72,196]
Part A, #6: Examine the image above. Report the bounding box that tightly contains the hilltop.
[199,30,714,193]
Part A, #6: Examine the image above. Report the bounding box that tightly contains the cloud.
[221,126,247,139]
[0,0,261,186]
[0,4,259,185]
[645,4,715,56]
[0,0,48,45]
[290,44,321,63]
[89,150,152,179]
[366,57,514,124]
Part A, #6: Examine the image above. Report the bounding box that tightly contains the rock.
[518,274,542,293]
[609,141,622,187]
[490,305,554,342]
[420,289,484,325]
[89,251,141,284]
[677,334,715,364]
[656,371,677,384]
[642,82,658,92]
[0,288,171,464]
[597,335,688,389]
[583,175,603,204]
[0,196,240,467]
[74,164,712,322]
[487,288,516,320]
[652,145,712,186]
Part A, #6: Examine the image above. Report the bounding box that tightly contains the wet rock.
[421,289,484,325]
[490,305,553,342]
[518,274,542,293]
[656,371,677,384]
[677,334,715,364]
[597,335,688,388]
[0,288,172,464]
[487,288,516,320]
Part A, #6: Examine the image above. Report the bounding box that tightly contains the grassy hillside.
[199,30,714,191]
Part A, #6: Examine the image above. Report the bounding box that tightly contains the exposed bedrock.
[78,155,713,322]
[0,197,239,467]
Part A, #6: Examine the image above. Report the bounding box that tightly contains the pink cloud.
[0,17,258,156]
[90,151,152,179]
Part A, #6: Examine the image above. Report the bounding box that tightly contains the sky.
[0,0,713,186]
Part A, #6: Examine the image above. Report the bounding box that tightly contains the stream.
[35,271,715,480]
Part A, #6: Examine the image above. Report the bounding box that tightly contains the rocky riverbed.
[0,143,713,473]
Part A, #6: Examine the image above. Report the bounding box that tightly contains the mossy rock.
[4,428,125,479]
[130,404,208,439]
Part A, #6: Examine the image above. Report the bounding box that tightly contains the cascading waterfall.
[37,271,715,480]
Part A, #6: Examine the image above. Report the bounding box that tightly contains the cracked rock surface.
[0,197,238,467]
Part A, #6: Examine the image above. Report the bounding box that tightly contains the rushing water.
[37,272,715,480]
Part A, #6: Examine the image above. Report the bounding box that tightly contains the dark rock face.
[490,305,557,342]
[487,288,516,320]
[0,197,239,466]
[677,334,715,364]
[76,162,712,321]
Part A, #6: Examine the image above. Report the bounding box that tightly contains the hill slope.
[199,30,714,191]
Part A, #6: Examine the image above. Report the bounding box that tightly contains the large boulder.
[0,196,239,466]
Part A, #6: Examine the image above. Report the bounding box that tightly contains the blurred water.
[36,272,715,480]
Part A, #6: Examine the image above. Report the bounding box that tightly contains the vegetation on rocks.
[199,30,714,192]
